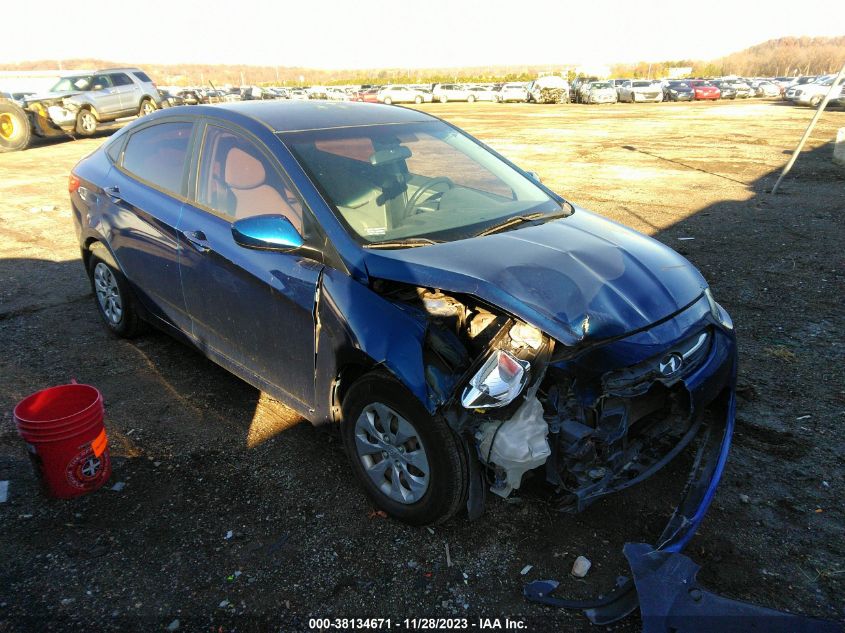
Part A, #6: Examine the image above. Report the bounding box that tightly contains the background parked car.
[0,67,162,151]
[712,81,737,100]
[496,82,528,102]
[466,86,498,102]
[570,77,598,103]
[578,81,618,104]
[750,80,781,98]
[157,89,185,108]
[432,83,472,103]
[355,88,380,103]
[786,74,845,107]
[688,80,721,100]
[377,85,427,105]
[526,75,569,104]
[663,80,695,101]
[617,80,663,103]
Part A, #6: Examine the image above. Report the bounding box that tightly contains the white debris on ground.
[571,556,592,578]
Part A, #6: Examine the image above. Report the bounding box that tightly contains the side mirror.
[527,171,542,183]
[232,215,303,252]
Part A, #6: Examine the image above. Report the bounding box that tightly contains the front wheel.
[810,95,823,108]
[414,95,422,104]
[383,97,393,105]
[75,109,97,136]
[439,95,448,103]
[341,373,467,525]
[467,95,475,103]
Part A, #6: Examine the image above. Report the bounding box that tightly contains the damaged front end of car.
[367,277,737,623]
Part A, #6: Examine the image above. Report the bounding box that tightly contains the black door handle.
[182,230,212,254]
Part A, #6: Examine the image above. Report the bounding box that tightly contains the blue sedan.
[70,101,736,529]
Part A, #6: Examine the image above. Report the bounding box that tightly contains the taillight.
[69,173,80,194]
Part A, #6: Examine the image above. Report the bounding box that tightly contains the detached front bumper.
[525,305,737,624]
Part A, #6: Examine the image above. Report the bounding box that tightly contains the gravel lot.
[1,99,843,632]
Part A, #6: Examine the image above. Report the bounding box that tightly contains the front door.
[88,73,121,116]
[178,122,322,409]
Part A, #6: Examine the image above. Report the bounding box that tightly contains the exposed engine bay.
[372,280,713,512]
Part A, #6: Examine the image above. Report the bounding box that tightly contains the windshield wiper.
[476,205,573,237]
[363,237,442,249]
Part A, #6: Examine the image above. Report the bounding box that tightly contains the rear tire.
[467,95,475,103]
[341,372,468,525]
[0,101,32,152]
[88,247,144,338]
[439,95,448,103]
[75,109,97,136]
[138,98,156,117]
[414,96,422,104]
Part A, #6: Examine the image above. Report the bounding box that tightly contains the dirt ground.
[0,99,843,632]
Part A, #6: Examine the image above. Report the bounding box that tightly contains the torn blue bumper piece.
[624,543,843,633]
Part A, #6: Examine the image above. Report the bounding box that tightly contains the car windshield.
[632,81,653,87]
[50,75,93,92]
[591,82,612,89]
[281,121,562,245]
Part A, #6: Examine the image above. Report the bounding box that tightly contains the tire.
[414,96,422,104]
[88,248,145,338]
[341,372,468,525]
[810,95,823,108]
[467,95,475,103]
[383,97,393,105]
[75,109,97,136]
[439,95,448,103]
[138,98,156,117]
[0,101,32,152]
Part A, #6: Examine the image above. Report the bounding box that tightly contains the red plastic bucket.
[14,384,111,499]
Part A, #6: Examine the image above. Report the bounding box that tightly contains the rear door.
[178,121,323,409]
[108,72,139,115]
[103,119,195,332]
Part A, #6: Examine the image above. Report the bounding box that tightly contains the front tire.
[439,95,448,103]
[414,95,422,104]
[88,250,144,338]
[383,97,393,105]
[0,101,32,152]
[341,372,467,525]
[467,95,475,103]
[75,109,97,136]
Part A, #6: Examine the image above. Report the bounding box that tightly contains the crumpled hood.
[363,208,706,347]
[25,91,81,103]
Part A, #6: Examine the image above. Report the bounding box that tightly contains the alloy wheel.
[93,262,123,325]
[353,402,430,504]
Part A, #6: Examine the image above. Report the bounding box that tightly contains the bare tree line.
[2,36,843,86]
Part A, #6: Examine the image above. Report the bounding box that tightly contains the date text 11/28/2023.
[308,618,527,630]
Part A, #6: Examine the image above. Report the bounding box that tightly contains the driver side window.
[196,125,303,231]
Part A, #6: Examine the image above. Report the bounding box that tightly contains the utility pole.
[772,61,845,194]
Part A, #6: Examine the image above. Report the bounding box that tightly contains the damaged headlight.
[461,350,530,409]
[704,288,733,330]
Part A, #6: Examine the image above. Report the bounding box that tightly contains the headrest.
[225,147,265,190]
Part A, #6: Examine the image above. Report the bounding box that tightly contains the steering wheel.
[403,177,454,218]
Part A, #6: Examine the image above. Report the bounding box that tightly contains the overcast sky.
[2,0,842,68]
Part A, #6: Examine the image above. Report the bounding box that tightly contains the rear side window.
[122,122,193,195]
[133,71,153,83]
[110,73,133,87]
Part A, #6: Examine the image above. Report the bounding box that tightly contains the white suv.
[785,75,844,107]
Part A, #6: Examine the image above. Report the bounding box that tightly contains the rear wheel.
[467,95,475,103]
[439,95,448,103]
[138,98,156,116]
[88,248,144,338]
[75,109,97,136]
[0,101,32,152]
[414,95,422,104]
[341,372,467,525]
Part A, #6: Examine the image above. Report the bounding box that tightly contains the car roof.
[203,100,436,132]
